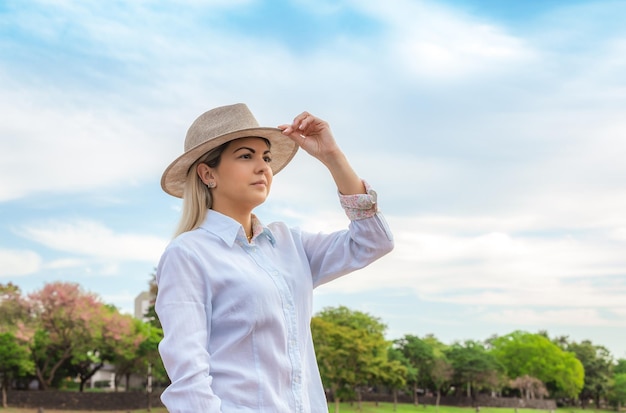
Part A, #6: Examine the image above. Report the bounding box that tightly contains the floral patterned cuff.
[339,180,378,221]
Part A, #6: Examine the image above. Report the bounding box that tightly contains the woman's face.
[209,137,274,214]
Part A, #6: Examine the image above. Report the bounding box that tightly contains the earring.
[207,181,216,188]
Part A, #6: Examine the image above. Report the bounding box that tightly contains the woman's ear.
[196,163,214,186]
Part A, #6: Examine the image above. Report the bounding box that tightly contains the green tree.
[312,306,390,411]
[490,330,584,399]
[70,305,136,391]
[609,373,626,410]
[430,355,454,408]
[381,347,408,412]
[394,334,434,405]
[144,270,161,329]
[0,332,34,407]
[311,317,359,413]
[113,320,164,391]
[445,340,502,397]
[0,283,28,328]
[614,359,626,375]
[566,340,613,408]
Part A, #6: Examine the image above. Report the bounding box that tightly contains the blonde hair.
[173,143,228,237]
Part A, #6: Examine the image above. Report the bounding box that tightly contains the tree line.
[313,306,626,412]
[1,281,625,412]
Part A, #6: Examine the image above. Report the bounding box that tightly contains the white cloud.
[17,219,168,263]
[483,308,626,327]
[0,249,42,277]
[315,213,626,309]
[351,0,536,80]
[44,258,87,270]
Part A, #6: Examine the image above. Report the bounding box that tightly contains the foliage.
[312,306,405,412]
[445,340,504,397]
[143,270,161,329]
[0,281,167,392]
[0,332,34,407]
[490,331,584,398]
[0,283,29,329]
[614,359,626,375]
[430,355,454,405]
[27,282,108,390]
[394,334,435,404]
[608,373,626,407]
[564,339,613,407]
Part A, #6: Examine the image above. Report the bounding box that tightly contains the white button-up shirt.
[155,188,394,413]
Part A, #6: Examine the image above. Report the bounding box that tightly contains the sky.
[1,0,625,359]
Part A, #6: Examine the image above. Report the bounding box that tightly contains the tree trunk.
[35,366,48,390]
[2,378,8,408]
[393,389,398,412]
[78,361,104,392]
[414,383,419,406]
[357,388,363,411]
[467,381,471,397]
[436,389,441,410]
[334,397,340,413]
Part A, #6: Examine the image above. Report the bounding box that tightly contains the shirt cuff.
[338,180,378,221]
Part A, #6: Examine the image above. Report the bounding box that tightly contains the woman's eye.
[264,157,272,163]
[240,154,252,159]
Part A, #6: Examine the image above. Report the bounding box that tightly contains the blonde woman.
[155,103,394,413]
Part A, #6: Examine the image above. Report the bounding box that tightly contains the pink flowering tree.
[70,304,136,391]
[26,281,133,390]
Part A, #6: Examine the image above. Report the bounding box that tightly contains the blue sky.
[1,0,625,359]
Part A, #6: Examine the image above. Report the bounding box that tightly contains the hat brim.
[161,127,298,198]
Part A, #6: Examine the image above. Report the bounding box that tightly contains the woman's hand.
[278,111,365,195]
[278,111,342,165]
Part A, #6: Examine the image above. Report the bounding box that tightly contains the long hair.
[173,142,228,237]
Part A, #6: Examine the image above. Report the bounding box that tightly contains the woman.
[155,103,394,413]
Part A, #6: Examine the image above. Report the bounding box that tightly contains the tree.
[566,340,613,408]
[394,334,434,405]
[430,356,454,409]
[615,359,626,375]
[445,340,503,397]
[144,270,161,329]
[312,306,390,411]
[609,373,626,410]
[70,305,136,391]
[26,282,113,389]
[113,319,164,391]
[0,283,28,328]
[381,348,408,412]
[490,331,584,399]
[0,332,34,407]
[510,375,549,399]
[311,317,359,413]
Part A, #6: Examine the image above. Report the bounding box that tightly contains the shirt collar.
[199,210,276,247]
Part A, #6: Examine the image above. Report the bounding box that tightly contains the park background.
[1,0,625,403]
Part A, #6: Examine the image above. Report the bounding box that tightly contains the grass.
[0,404,618,413]
[331,404,617,413]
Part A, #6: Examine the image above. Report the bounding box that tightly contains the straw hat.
[161,103,298,198]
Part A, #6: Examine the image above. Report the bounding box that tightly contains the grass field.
[0,404,618,413]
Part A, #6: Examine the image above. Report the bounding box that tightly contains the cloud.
[482,308,626,327]
[0,249,42,277]
[314,213,626,309]
[350,0,536,81]
[17,219,168,263]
